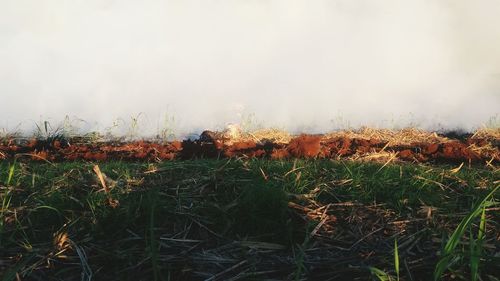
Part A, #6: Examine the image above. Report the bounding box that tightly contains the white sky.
[1,0,499,136]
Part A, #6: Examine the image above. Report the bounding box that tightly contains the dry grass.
[230,127,453,146]
[468,143,500,162]
[471,127,500,140]
[348,150,400,164]
[229,128,292,144]
[211,127,500,163]
[323,127,450,145]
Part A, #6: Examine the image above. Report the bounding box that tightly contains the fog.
[1,0,499,137]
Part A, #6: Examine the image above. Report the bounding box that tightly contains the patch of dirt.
[287,135,322,158]
[0,129,498,164]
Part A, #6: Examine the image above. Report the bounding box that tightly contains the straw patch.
[323,127,450,146]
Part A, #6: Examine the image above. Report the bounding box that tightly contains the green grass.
[433,186,498,281]
[0,159,498,280]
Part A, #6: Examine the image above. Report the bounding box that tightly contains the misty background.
[1,0,499,138]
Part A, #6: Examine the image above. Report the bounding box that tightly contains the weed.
[127,113,144,140]
[33,120,70,148]
[156,113,176,142]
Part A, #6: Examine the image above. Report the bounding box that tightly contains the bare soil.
[0,131,498,163]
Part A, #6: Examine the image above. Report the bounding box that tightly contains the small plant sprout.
[368,238,399,281]
[369,266,392,281]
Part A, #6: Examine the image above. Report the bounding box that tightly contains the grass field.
[0,159,498,280]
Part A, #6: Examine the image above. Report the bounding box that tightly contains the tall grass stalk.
[470,204,487,281]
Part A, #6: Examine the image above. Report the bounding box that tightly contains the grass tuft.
[433,185,498,281]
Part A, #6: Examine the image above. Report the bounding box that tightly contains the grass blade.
[477,203,487,241]
[433,186,498,281]
[6,160,16,186]
[470,204,487,281]
[394,239,400,281]
[369,267,392,281]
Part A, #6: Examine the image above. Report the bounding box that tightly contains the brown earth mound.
[0,130,498,164]
[287,135,322,158]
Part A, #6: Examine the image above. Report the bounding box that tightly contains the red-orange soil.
[0,133,498,163]
[287,135,322,158]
